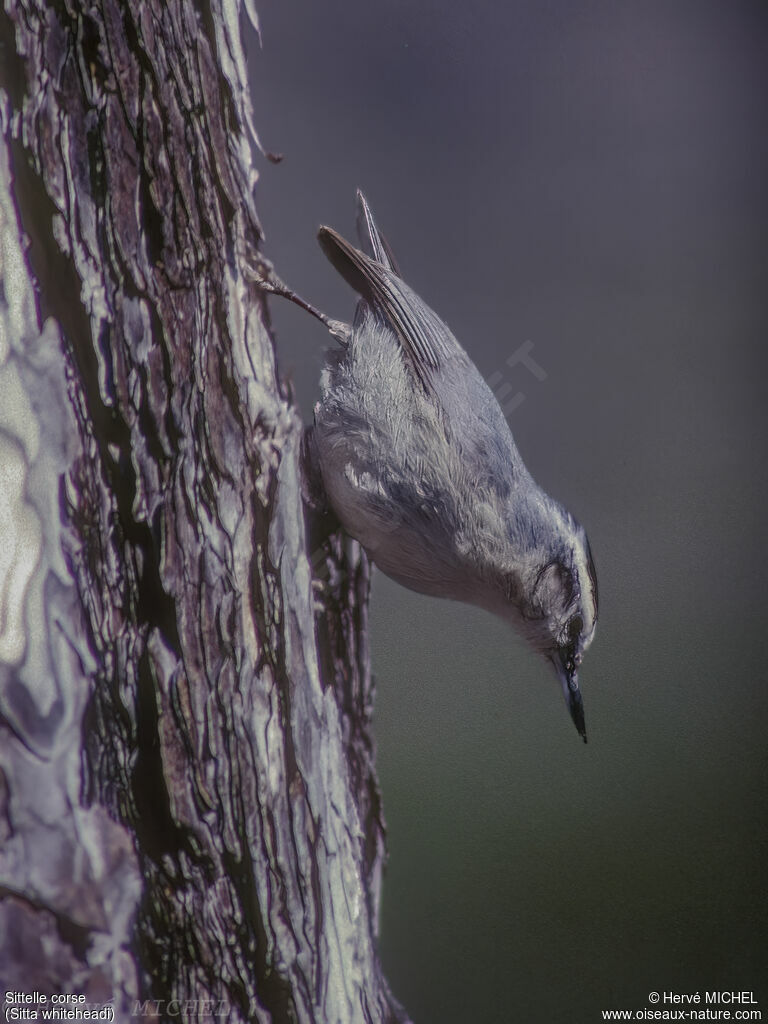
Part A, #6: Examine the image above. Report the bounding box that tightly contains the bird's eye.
[568,615,583,642]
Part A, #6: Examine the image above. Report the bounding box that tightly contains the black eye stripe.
[568,615,583,641]
[585,536,599,617]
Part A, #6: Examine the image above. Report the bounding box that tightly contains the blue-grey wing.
[318,194,527,498]
[318,224,462,393]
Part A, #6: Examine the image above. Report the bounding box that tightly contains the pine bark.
[0,2,407,1021]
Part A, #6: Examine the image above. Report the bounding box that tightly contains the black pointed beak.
[567,679,587,744]
[551,652,588,744]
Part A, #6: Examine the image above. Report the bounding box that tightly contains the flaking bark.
[0,2,407,1021]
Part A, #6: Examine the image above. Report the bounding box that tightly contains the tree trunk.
[0,2,407,1021]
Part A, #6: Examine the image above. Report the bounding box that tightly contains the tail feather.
[354,190,401,275]
[316,223,451,393]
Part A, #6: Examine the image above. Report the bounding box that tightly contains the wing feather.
[318,224,452,391]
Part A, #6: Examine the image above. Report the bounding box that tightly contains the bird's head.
[513,518,598,742]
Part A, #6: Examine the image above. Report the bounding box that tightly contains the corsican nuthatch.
[273,192,598,742]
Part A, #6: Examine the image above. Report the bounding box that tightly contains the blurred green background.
[248,2,768,1020]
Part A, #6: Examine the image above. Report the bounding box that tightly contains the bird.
[270,191,598,742]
